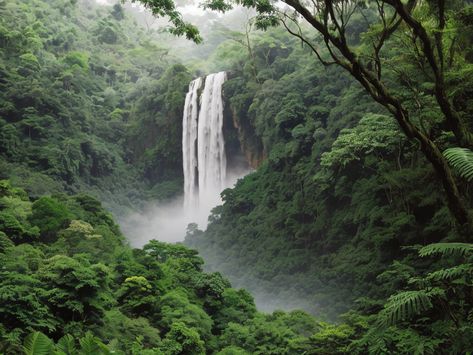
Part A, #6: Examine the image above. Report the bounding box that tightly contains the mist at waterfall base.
[119,168,247,247]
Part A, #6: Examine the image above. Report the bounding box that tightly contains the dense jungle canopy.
[0,0,472,354]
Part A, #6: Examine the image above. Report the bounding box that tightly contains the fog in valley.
[120,167,249,246]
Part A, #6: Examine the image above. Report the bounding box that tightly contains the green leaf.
[23,332,54,355]
[56,334,76,355]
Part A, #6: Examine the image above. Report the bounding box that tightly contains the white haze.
[95,0,245,21]
[120,169,248,247]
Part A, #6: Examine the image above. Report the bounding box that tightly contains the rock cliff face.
[222,89,265,171]
[231,106,266,169]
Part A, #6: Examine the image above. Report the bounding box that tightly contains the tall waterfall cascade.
[121,71,250,247]
[182,71,228,211]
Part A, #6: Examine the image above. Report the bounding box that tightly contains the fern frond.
[419,243,473,257]
[427,264,473,281]
[443,147,473,181]
[379,288,445,325]
[23,332,53,355]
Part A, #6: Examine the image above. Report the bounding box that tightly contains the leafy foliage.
[0,0,192,216]
[2,0,473,353]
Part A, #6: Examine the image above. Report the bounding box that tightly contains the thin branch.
[278,12,336,66]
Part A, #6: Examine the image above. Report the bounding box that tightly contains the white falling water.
[197,72,227,202]
[182,77,203,208]
[182,71,227,220]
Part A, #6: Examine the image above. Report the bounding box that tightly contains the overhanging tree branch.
[278,13,336,66]
[385,0,473,148]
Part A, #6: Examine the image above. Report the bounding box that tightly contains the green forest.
[1,0,473,354]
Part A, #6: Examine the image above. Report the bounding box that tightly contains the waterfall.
[123,71,247,246]
[182,71,227,211]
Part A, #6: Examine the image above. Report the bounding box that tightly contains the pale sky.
[94,0,213,17]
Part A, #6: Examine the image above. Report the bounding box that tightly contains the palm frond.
[78,333,100,355]
[56,334,76,355]
[23,332,53,355]
[419,243,473,257]
[443,147,473,181]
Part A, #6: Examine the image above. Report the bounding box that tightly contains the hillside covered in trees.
[0,0,192,215]
[1,0,473,353]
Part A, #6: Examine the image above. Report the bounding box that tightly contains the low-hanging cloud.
[119,168,249,247]
[119,195,207,247]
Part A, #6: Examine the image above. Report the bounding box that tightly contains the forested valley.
[1,0,473,353]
